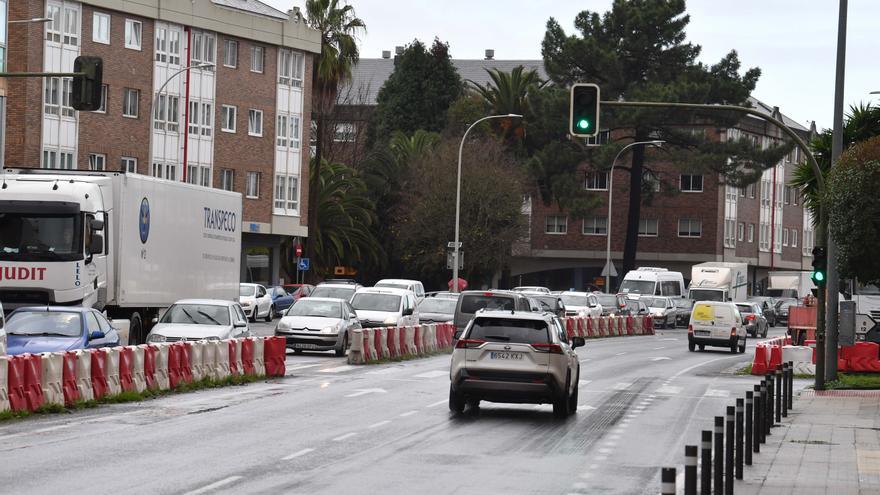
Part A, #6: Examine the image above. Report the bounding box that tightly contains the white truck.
[766,271,816,301]
[0,169,242,344]
[687,262,749,302]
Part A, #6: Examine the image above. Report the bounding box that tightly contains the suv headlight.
[147,333,166,343]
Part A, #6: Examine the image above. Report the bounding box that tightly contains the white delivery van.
[766,271,815,300]
[687,301,746,353]
[687,262,749,302]
[619,267,685,298]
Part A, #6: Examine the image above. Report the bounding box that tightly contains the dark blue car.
[5,307,121,356]
[269,286,295,318]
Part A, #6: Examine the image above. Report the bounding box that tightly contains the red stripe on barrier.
[62,352,79,406]
[90,350,109,400]
[143,345,158,390]
[241,339,255,375]
[264,337,286,377]
[118,347,134,392]
[168,344,183,388]
[7,356,26,412]
[181,342,193,383]
[22,354,44,412]
[227,341,238,376]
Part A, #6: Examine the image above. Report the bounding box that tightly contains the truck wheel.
[129,312,143,345]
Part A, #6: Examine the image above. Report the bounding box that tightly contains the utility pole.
[825,0,848,382]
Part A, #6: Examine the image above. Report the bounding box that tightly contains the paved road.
[0,323,801,495]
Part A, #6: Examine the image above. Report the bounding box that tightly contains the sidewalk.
[735,388,880,495]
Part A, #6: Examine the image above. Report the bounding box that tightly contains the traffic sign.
[447,241,462,249]
[855,313,877,338]
[446,251,464,270]
[298,258,310,271]
[295,244,303,257]
[601,260,618,277]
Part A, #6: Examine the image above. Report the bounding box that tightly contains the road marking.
[613,382,632,390]
[285,363,324,371]
[344,388,387,398]
[414,370,448,379]
[332,432,357,442]
[572,482,588,489]
[614,352,627,356]
[183,476,243,495]
[656,385,683,395]
[426,400,447,408]
[366,368,402,376]
[603,441,617,448]
[579,358,591,363]
[399,410,418,417]
[588,464,600,470]
[578,380,592,386]
[634,405,647,410]
[369,420,391,429]
[650,356,671,361]
[598,448,613,454]
[594,455,608,462]
[607,434,621,440]
[653,346,666,350]
[282,448,315,460]
[669,354,748,381]
[579,473,594,480]
[318,365,358,373]
[579,405,597,411]
[704,389,731,398]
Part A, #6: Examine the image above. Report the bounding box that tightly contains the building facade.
[3,0,319,286]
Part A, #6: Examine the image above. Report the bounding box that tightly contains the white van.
[374,279,426,300]
[687,301,746,353]
[619,267,685,298]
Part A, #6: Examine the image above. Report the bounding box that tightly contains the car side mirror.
[571,336,586,349]
[234,320,248,328]
[151,317,159,324]
[89,330,106,340]
[89,234,104,255]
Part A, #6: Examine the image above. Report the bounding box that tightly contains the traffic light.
[811,246,827,286]
[569,83,600,137]
[71,56,103,111]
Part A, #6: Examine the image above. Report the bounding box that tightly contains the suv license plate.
[293,343,318,349]
[490,351,524,360]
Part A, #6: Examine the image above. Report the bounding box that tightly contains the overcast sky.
[268,0,878,130]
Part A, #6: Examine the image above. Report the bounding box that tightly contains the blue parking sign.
[298,258,310,271]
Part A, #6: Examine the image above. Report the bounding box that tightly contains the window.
[220,169,234,191]
[586,129,611,146]
[748,223,754,243]
[88,153,106,171]
[793,188,799,206]
[782,228,789,246]
[545,215,567,234]
[155,26,181,65]
[248,109,263,136]
[643,170,661,192]
[125,19,141,50]
[582,217,607,235]
[199,166,210,187]
[276,115,287,147]
[274,175,286,209]
[121,157,137,173]
[46,4,61,42]
[60,78,73,117]
[680,174,704,192]
[92,12,109,44]
[92,84,108,113]
[737,222,744,242]
[585,171,608,191]
[245,172,260,198]
[62,6,78,46]
[678,218,702,238]
[123,88,139,118]
[792,229,798,248]
[277,114,301,148]
[200,102,213,136]
[251,45,264,73]
[278,49,304,87]
[739,187,745,198]
[221,105,236,132]
[223,39,238,67]
[190,31,215,69]
[747,183,756,198]
[331,122,355,142]
[151,162,176,180]
[638,218,658,237]
[153,94,179,132]
[187,101,212,136]
[0,0,5,72]
[42,150,74,169]
[44,77,60,115]
[186,164,198,184]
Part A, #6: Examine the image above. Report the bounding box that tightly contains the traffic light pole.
[601,100,829,389]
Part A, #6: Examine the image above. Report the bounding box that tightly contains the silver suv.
[449,310,584,418]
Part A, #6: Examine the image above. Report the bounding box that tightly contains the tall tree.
[542,0,786,276]
[469,66,544,141]
[368,39,463,147]
[304,0,366,272]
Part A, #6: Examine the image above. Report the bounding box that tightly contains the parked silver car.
[275,298,360,356]
[147,299,250,343]
[449,311,584,418]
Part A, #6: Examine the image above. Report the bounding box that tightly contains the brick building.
[2,0,320,286]
[338,53,816,292]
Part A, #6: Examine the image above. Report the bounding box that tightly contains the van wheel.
[738,338,746,353]
[449,386,465,414]
[730,341,738,354]
[688,341,695,352]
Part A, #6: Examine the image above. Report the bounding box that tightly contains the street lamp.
[7,17,52,24]
[148,62,215,181]
[604,140,664,293]
[451,113,522,292]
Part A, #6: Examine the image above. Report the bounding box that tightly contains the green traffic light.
[812,271,825,283]
[577,119,590,130]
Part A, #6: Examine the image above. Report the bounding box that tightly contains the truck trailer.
[0,169,242,343]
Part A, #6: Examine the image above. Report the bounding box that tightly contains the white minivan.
[687,301,746,353]
[374,279,426,300]
[619,267,686,298]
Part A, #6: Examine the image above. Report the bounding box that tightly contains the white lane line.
[704,389,731,398]
[588,464,600,470]
[285,363,324,371]
[579,473,594,480]
[578,380,592,386]
[182,476,243,495]
[598,448,613,454]
[332,432,357,442]
[614,352,627,356]
[668,354,747,381]
[578,405,597,411]
[281,448,315,460]
[426,400,447,408]
[613,382,632,390]
[653,346,666,350]
[399,410,418,417]
[318,365,359,373]
[656,385,683,395]
[414,370,448,379]
[579,358,592,363]
[368,420,391,429]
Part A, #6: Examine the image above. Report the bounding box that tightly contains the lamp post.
[604,140,664,293]
[8,17,52,24]
[148,62,214,181]
[452,113,522,292]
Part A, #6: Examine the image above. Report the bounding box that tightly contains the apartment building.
[3,0,319,286]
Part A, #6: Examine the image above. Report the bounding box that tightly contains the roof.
[355,287,414,296]
[342,58,808,132]
[474,310,552,321]
[174,299,238,306]
[375,279,422,286]
[211,0,288,20]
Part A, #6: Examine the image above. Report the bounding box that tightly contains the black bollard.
[760,379,770,438]
[701,430,712,495]
[685,445,698,495]
[714,416,723,495]
[725,406,734,495]
[735,398,744,479]
[787,361,794,411]
[767,376,775,431]
[661,467,677,495]
[781,363,789,418]
[755,384,764,447]
[775,368,783,424]
[745,391,754,465]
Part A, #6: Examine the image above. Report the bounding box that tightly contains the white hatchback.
[239,283,273,322]
[687,301,747,353]
[147,299,250,343]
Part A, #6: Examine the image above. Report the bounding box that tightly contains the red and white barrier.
[252,337,266,376]
[74,350,94,402]
[213,340,230,380]
[40,352,64,406]
[62,352,78,406]
[104,348,122,396]
[130,346,147,393]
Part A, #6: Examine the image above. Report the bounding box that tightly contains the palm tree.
[791,103,880,223]
[304,0,366,266]
[310,159,381,274]
[468,66,544,139]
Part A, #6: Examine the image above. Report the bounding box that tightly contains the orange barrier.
[240,339,255,375]
[168,343,184,388]
[7,356,26,412]
[118,347,134,392]
[22,354,45,412]
[751,345,770,375]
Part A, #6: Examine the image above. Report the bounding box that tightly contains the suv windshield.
[287,299,342,318]
[375,282,410,291]
[644,297,666,308]
[595,295,619,307]
[469,318,550,345]
[7,311,82,337]
[559,294,587,307]
[460,294,515,314]
[418,298,457,314]
[620,280,655,295]
[161,304,230,325]
[0,212,83,261]
[352,293,401,312]
[311,287,356,300]
[239,286,256,297]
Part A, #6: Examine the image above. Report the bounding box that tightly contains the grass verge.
[0,374,264,423]
[827,373,880,390]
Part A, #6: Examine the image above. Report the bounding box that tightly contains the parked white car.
[147,299,250,343]
[351,287,419,328]
[239,283,273,322]
[557,291,603,318]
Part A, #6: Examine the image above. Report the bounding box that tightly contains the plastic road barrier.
[21,354,44,411]
[7,356,26,411]
[74,350,94,401]
[214,340,231,379]
[131,346,147,393]
[253,337,265,376]
[90,349,109,400]
[189,341,205,381]
[104,348,122,396]
[40,352,64,406]
[240,338,255,376]
[62,352,79,406]
[0,356,9,412]
[200,341,217,380]
[386,327,399,359]
[167,343,183,388]
[230,340,243,376]
[263,336,287,377]
[362,329,376,363]
[348,329,365,364]
[180,342,194,384]
[118,347,134,392]
[142,345,157,390]
[375,327,388,360]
